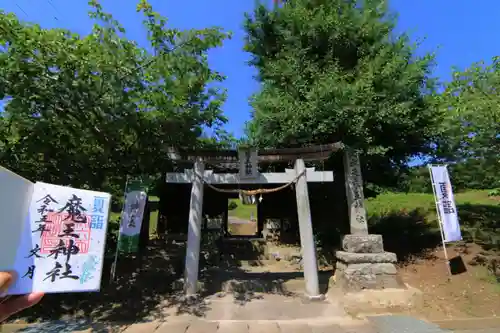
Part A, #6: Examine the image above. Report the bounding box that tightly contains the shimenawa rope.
[194,169,306,195]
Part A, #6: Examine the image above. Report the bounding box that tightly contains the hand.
[0,271,44,322]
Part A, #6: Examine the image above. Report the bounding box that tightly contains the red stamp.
[40,212,91,254]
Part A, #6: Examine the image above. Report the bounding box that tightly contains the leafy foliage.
[399,160,500,194]
[488,189,500,197]
[227,200,238,210]
[429,58,500,194]
[435,58,500,164]
[0,0,231,195]
[395,58,500,194]
[244,0,442,170]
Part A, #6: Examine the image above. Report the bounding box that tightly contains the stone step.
[202,294,346,321]
[209,270,334,295]
[218,240,268,260]
[237,259,302,270]
[221,278,299,294]
[335,251,397,264]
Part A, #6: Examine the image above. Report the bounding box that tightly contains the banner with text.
[117,181,147,253]
[429,165,462,243]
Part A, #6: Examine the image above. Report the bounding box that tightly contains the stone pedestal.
[338,149,405,292]
[335,235,405,292]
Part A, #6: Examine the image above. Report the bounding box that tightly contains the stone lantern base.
[335,234,406,292]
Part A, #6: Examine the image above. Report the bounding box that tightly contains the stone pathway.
[4,316,500,332]
[368,315,448,333]
[198,294,345,321]
[2,319,377,333]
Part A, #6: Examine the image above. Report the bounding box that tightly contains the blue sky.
[2,0,500,139]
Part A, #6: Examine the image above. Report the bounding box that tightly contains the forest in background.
[1,0,499,206]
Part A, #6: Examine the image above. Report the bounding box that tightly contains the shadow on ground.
[368,203,500,265]
[20,202,500,323]
[201,266,333,304]
[11,233,326,323]
[368,208,441,264]
[11,239,186,324]
[15,320,125,333]
[200,235,332,304]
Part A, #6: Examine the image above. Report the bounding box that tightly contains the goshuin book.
[0,166,111,294]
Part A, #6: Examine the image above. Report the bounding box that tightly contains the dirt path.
[398,243,500,320]
[227,217,257,236]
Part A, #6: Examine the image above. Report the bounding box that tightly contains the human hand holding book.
[1,167,111,296]
[0,271,44,322]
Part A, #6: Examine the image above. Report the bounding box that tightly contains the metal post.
[111,176,129,282]
[428,165,452,278]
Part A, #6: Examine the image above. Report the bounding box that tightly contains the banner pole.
[428,165,452,278]
[110,176,130,283]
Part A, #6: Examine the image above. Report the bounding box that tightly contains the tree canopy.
[1,0,499,196]
[244,0,442,168]
[0,0,231,194]
[419,58,500,192]
[435,58,500,164]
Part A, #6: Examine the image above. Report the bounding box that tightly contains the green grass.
[227,198,257,220]
[361,189,500,265]
[149,197,159,236]
[366,190,500,248]
[366,190,497,223]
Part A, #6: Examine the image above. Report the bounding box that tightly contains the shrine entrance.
[163,143,343,299]
[226,194,259,237]
[155,141,409,320]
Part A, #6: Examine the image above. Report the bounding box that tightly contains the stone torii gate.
[165,143,400,299]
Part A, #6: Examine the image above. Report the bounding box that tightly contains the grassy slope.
[109,191,498,241]
[228,198,257,220]
[367,190,494,218]
[366,190,500,246]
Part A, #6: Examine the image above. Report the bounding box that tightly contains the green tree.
[429,58,500,192]
[0,0,231,193]
[244,0,442,181]
[435,58,500,165]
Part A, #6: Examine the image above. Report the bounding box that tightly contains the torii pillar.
[184,157,205,295]
[294,159,321,299]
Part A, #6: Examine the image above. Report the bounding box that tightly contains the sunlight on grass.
[366,190,496,226]
[228,198,257,220]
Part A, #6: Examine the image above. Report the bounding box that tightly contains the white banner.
[429,165,462,243]
[118,190,147,253]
